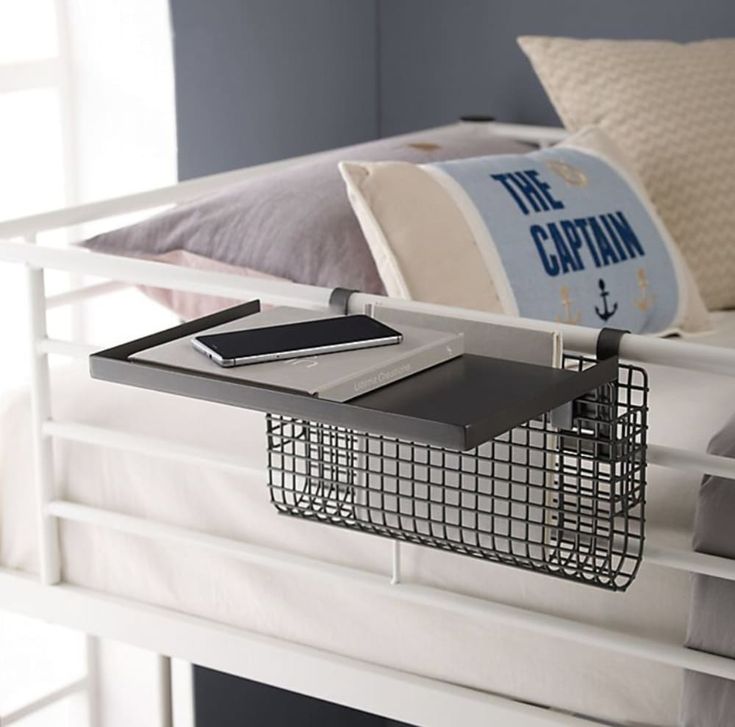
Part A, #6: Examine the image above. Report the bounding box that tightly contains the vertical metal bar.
[85,635,101,727]
[157,655,174,727]
[53,0,87,342]
[391,540,402,585]
[53,0,80,209]
[26,254,61,584]
[171,660,196,727]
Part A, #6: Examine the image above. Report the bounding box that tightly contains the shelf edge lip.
[91,299,262,363]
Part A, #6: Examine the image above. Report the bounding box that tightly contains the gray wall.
[171,0,379,179]
[171,0,735,179]
[378,0,735,135]
[172,2,735,723]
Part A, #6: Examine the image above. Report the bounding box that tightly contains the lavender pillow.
[84,125,531,294]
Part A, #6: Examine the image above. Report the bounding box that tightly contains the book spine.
[320,333,464,402]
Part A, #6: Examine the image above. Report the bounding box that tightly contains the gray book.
[132,306,464,402]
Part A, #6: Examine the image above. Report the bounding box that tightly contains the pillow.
[139,250,289,320]
[518,36,735,311]
[340,127,711,335]
[83,125,532,297]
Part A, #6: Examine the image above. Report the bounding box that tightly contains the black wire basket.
[266,354,648,590]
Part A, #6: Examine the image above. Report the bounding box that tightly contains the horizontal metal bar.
[619,335,735,378]
[46,280,128,309]
[37,339,97,359]
[354,294,735,377]
[3,242,734,379]
[42,480,735,587]
[649,444,735,480]
[45,500,735,681]
[489,121,567,144]
[0,158,318,239]
[42,414,733,491]
[2,677,87,725]
[645,542,735,581]
[45,415,735,586]
[43,420,265,476]
[0,569,594,727]
[0,124,464,239]
[0,242,331,310]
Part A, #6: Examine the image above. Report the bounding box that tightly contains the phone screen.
[194,315,401,361]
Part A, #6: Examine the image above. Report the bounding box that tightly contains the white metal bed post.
[157,655,174,727]
[85,633,101,727]
[391,541,402,585]
[23,234,174,727]
[26,236,106,726]
[52,0,86,344]
[25,235,61,586]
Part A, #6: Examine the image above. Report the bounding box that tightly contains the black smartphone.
[191,315,403,367]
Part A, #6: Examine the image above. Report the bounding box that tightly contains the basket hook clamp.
[596,327,629,362]
[328,287,359,316]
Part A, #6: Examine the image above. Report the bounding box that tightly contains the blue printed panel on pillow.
[426,148,682,334]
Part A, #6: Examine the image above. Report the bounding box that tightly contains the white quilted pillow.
[519,36,735,310]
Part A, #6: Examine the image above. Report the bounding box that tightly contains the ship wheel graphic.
[595,278,618,322]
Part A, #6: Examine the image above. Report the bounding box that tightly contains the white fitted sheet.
[3,313,735,726]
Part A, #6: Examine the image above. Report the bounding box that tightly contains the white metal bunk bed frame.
[1,121,735,727]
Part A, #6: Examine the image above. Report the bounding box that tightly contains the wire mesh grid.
[266,355,648,590]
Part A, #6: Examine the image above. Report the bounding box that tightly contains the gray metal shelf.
[90,300,619,451]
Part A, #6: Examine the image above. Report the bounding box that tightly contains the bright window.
[0,88,66,217]
[0,0,58,64]
[0,1,177,725]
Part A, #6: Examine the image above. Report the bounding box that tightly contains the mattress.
[2,312,735,726]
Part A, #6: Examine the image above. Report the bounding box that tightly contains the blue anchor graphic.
[595,278,618,322]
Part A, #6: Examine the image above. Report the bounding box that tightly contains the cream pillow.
[340,127,710,334]
[518,36,735,310]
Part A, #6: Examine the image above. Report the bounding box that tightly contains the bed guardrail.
[1,120,735,727]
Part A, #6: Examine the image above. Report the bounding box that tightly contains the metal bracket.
[550,402,573,430]
[459,114,496,123]
[328,287,358,316]
[596,327,628,362]
[555,328,628,432]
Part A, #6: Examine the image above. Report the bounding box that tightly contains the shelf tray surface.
[90,301,617,450]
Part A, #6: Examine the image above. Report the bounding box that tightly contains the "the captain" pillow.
[340,127,710,335]
[518,36,735,311]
